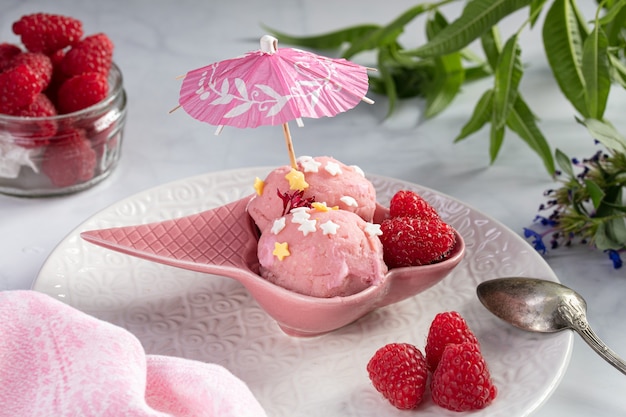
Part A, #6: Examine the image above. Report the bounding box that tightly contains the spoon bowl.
[81,194,465,337]
[477,277,626,375]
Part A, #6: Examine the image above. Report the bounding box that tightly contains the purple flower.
[523,228,547,254]
[606,250,623,269]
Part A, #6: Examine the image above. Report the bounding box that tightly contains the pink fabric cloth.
[0,290,267,417]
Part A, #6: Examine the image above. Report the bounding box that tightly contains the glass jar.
[0,63,127,197]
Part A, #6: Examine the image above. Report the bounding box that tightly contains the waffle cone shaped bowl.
[81,194,465,337]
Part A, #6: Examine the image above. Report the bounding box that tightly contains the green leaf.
[371,43,436,99]
[595,219,626,250]
[555,148,575,177]
[493,35,523,129]
[581,118,626,153]
[542,0,588,116]
[480,26,502,70]
[506,95,555,174]
[455,89,494,142]
[402,0,533,57]
[529,0,548,27]
[460,48,485,65]
[607,217,626,248]
[376,46,399,116]
[425,9,449,39]
[422,10,465,118]
[584,179,606,209]
[571,0,591,41]
[261,24,381,50]
[582,26,611,119]
[489,119,506,163]
[424,54,465,118]
[464,65,492,82]
[597,0,626,27]
[343,4,431,58]
[595,185,623,217]
[609,53,626,88]
[602,1,626,44]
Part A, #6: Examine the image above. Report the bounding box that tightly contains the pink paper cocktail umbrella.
[172,35,374,168]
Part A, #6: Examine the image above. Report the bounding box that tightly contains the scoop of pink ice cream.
[257,207,387,298]
[247,156,376,232]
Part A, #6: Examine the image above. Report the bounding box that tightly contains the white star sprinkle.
[340,196,358,207]
[270,217,286,235]
[297,218,317,236]
[290,208,311,224]
[365,223,383,237]
[324,161,342,176]
[319,220,340,235]
[350,165,365,177]
[298,156,321,173]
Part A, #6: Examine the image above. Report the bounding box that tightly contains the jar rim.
[0,62,125,122]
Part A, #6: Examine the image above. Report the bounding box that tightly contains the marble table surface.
[1,1,625,416]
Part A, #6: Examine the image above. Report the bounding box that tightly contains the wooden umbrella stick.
[282,123,298,169]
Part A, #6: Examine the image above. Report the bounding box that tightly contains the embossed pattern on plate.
[34,168,572,417]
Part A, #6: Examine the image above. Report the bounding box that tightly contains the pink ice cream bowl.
[81,194,465,337]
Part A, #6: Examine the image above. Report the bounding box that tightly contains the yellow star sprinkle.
[253,177,265,196]
[311,202,339,212]
[285,168,309,191]
[273,241,290,261]
[311,202,329,212]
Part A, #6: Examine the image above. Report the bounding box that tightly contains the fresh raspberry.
[45,49,69,103]
[60,33,114,77]
[41,128,97,187]
[49,48,66,67]
[366,343,428,410]
[0,43,22,71]
[0,64,40,114]
[9,52,53,91]
[4,93,57,148]
[425,311,480,372]
[430,342,497,411]
[57,72,109,114]
[389,190,440,220]
[12,13,83,54]
[379,216,456,267]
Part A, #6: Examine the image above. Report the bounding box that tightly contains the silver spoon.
[477,277,626,375]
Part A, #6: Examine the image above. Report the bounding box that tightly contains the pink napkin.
[0,290,268,417]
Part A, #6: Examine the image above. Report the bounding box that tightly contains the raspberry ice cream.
[257,206,387,298]
[247,156,377,232]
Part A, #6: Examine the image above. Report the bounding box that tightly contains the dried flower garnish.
[277,189,315,216]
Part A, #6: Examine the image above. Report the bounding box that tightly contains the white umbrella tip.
[260,35,278,54]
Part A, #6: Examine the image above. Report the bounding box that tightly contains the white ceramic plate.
[34,168,572,417]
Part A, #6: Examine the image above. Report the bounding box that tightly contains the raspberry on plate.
[430,341,497,411]
[12,13,83,55]
[389,189,440,220]
[60,33,114,77]
[425,311,480,372]
[40,128,97,187]
[379,215,456,268]
[366,343,428,410]
[57,72,109,114]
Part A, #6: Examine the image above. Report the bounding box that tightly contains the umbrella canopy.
[174,35,373,168]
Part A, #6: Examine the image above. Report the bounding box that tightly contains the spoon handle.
[573,320,626,375]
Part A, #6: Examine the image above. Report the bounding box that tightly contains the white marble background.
[1,1,625,416]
